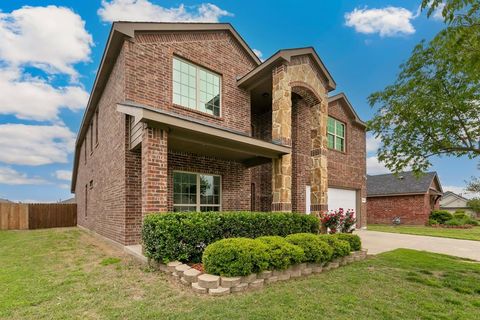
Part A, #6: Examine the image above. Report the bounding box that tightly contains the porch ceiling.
[117,102,290,166]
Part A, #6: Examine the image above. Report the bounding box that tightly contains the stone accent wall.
[142,127,168,214]
[327,99,367,227]
[124,31,256,135]
[367,194,432,225]
[271,64,292,212]
[167,151,251,211]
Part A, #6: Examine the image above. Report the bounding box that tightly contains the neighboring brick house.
[72,22,366,246]
[367,172,443,225]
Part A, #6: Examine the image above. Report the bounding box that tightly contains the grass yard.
[368,224,480,242]
[1,228,480,319]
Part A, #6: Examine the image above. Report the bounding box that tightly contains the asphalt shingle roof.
[367,171,439,197]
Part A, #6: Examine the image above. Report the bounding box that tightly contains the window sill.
[328,147,347,155]
[172,103,224,121]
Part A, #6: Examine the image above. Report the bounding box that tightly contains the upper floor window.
[172,57,221,117]
[327,117,345,152]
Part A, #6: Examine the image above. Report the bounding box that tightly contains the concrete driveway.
[355,230,480,261]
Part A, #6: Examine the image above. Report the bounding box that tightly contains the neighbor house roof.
[59,198,76,204]
[71,22,262,192]
[328,93,366,128]
[0,198,12,203]
[367,171,443,197]
[237,47,336,91]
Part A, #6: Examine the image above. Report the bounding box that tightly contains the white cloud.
[0,166,46,185]
[98,0,231,23]
[367,156,390,175]
[55,170,72,181]
[0,5,93,77]
[345,6,416,37]
[0,67,88,121]
[253,49,263,60]
[0,124,75,166]
[59,183,71,190]
[366,134,381,153]
[443,185,480,200]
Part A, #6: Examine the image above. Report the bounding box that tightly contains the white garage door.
[328,188,357,213]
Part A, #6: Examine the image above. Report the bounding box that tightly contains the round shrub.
[202,238,269,277]
[334,233,361,251]
[256,236,305,270]
[318,235,351,258]
[285,233,333,263]
[453,212,469,220]
[430,210,453,224]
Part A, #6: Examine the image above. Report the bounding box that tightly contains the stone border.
[148,249,368,296]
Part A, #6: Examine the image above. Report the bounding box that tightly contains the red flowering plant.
[341,209,356,233]
[321,209,343,234]
[321,208,356,234]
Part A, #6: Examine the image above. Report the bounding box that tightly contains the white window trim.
[172,56,222,117]
[328,117,346,152]
[173,170,222,212]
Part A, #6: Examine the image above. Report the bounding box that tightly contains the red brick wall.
[367,194,431,225]
[251,110,272,211]
[327,99,367,227]
[291,98,311,213]
[76,43,131,244]
[142,127,168,213]
[167,151,251,211]
[124,31,256,135]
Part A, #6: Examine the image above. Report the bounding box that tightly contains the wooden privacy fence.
[0,203,77,230]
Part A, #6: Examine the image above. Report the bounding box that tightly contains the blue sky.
[0,0,477,202]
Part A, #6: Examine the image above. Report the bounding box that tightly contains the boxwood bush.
[142,211,319,263]
[318,235,351,258]
[334,233,361,251]
[256,236,305,270]
[202,238,269,276]
[285,233,333,263]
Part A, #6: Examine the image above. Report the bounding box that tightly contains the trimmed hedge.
[256,236,305,270]
[202,232,360,276]
[202,238,269,277]
[318,235,351,258]
[334,233,361,251]
[285,233,333,263]
[142,211,319,263]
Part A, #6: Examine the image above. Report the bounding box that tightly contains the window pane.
[336,137,344,151]
[173,172,196,206]
[200,206,220,212]
[327,117,335,134]
[328,134,335,149]
[174,206,196,212]
[336,123,345,137]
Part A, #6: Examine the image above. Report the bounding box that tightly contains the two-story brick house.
[72,22,366,246]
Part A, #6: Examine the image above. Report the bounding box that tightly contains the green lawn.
[1,228,480,319]
[368,224,480,241]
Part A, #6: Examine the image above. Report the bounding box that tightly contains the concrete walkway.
[355,230,480,261]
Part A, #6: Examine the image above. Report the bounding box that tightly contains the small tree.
[369,0,480,174]
[467,198,480,214]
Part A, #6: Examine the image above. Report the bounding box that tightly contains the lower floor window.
[173,171,221,212]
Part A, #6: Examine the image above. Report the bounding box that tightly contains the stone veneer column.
[310,102,329,216]
[271,64,292,212]
[142,126,168,215]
